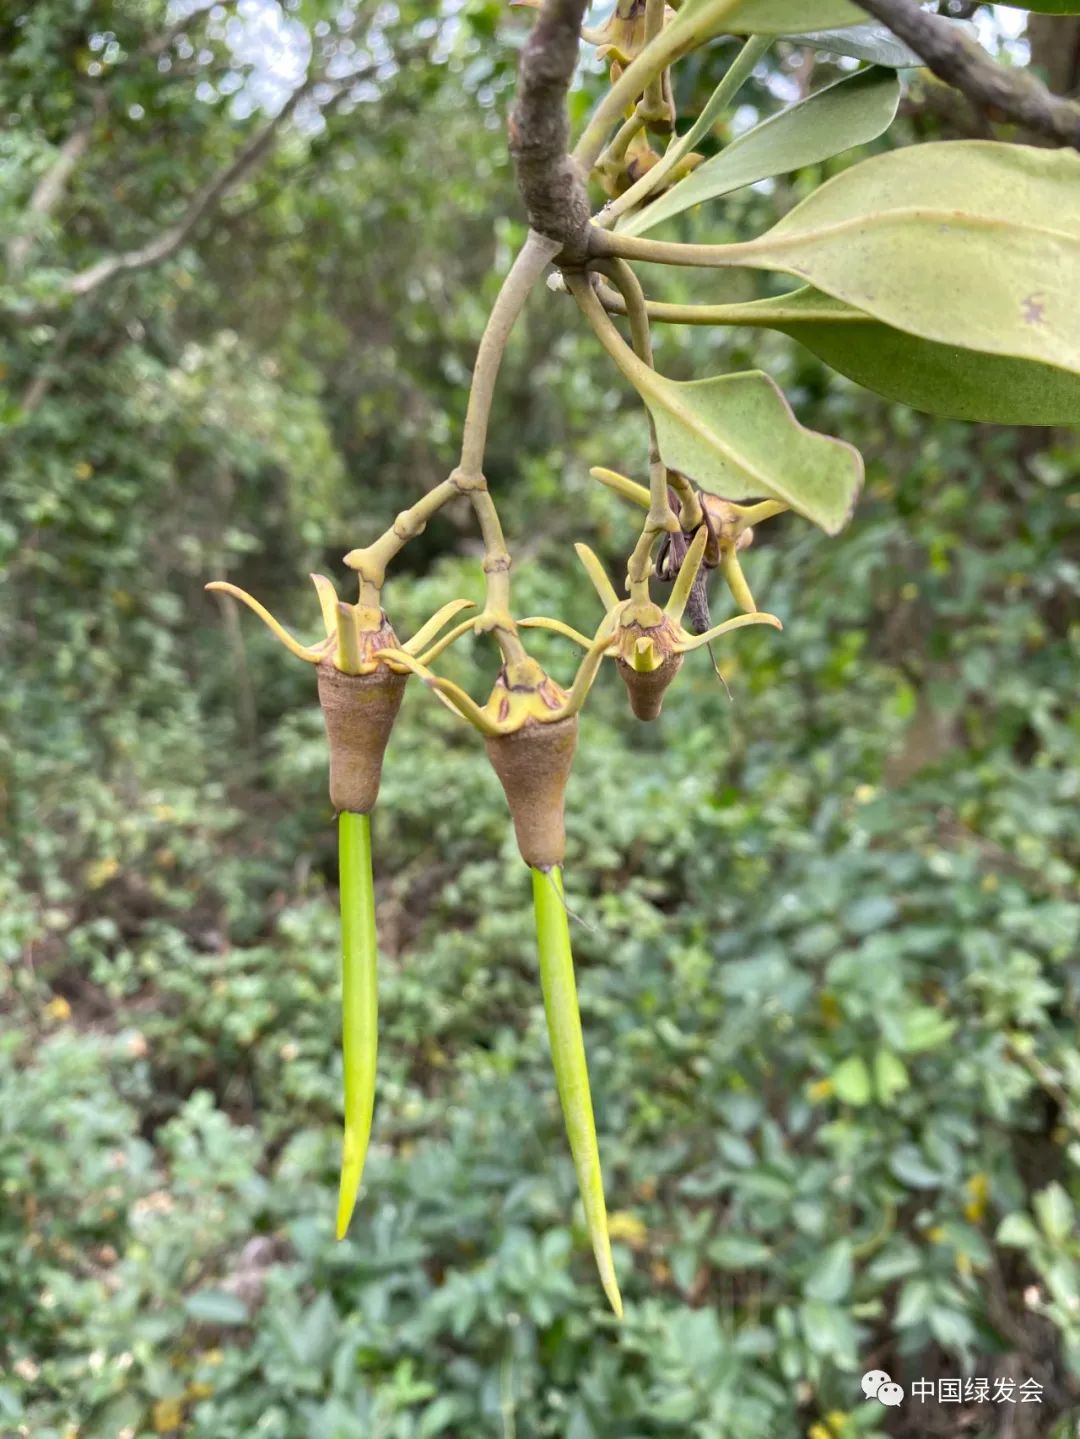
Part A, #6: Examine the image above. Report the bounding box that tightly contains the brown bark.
[508,0,592,264]
[854,0,1080,149]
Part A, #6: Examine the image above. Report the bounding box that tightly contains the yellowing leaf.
[152,1398,185,1434]
[830,1055,872,1106]
[964,1171,990,1223]
[608,1210,649,1249]
[684,0,865,31]
[85,856,120,890]
[716,286,1080,425]
[737,143,1080,381]
[643,369,863,534]
[874,1049,909,1106]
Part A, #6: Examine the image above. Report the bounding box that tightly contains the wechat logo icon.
[862,1369,905,1407]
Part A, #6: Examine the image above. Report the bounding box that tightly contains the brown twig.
[853,0,1080,150]
[6,92,106,277]
[65,74,316,300]
[508,0,592,264]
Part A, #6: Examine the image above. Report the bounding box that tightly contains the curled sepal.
[677,609,782,653]
[664,525,709,626]
[377,648,504,736]
[554,539,782,720]
[205,581,331,663]
[401,599,476,659]
[336,810,378,1240]
[533,865,623,1318]
[519,615,597,650]
[574,541,622,612]
[381,636,611,867]
[589,467,650,515]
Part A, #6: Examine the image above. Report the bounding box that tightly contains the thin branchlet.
[855,0,1080,151]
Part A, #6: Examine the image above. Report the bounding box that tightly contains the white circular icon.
[861,1369,892,1400]
[878,1382,905,1407]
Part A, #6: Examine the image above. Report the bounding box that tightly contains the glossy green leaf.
[725,286,1080,424]
[997,1,1080,11]
[804,1239,854,1301]
[183,1290,249,1326]
[1034,1182,1074,1243]
[687,0,865,32]
[831,1055,872,1106]
[737,142,1080,376]
[791,18,974,67]
[874,1049,910,1106]
[641,368,863,534]
[623,69,900,237]
[789,22,923,65]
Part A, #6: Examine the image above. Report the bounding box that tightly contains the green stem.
[567,270,669,403]
[531,866,623,1317]
[573,0,741,173]
[642,0,668,118]
[591,258,680,597]
[591,226,760,268]
[337,810,378,1239]
[598,33,771,229]
[458,229,561,479]
[590,276,867,329]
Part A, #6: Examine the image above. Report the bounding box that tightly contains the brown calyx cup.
[316,661,407,814]
[484,714,578,870]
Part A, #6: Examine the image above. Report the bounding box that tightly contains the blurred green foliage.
[1,3,1078,1438]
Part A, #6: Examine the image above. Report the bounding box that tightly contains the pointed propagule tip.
[586,1206,624,1317]
[336,1116,363,1239]
[336,1169,360,1241]
[335,1191,354,1241]
[601,1265,625,1320]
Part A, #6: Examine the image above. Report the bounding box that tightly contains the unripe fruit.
[485,715,578,869]
[616,649,683,720]
[317,661,407,815]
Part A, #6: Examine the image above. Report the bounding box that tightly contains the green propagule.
[209,0,1080,1312]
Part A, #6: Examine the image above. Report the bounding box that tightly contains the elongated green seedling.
[532,866,623,1317]
[337,810,378,1239]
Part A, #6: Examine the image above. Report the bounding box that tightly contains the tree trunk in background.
[1027,15,1080,100]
